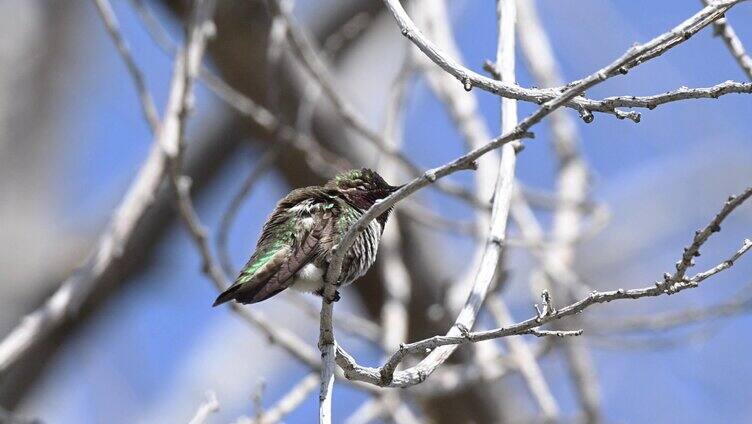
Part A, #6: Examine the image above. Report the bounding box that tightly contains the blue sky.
[17,1,752,422]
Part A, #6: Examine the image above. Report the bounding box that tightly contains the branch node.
[456,323,471,340]
[579,109,594,123]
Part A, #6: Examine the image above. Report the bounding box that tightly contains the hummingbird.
[213,168,402,306]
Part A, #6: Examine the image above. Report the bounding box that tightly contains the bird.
[212,168,402,306]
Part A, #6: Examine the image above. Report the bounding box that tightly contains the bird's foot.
[316,288,341,303]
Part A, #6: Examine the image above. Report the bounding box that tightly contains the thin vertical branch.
[415,0,559,418]
[189,391,220,424]
[412,0,497,312]
[379,54,414,353]
[487,294,559,420]
[92,0,161,131]
[216,145,283,276]
[251,373,319,424]
[517,1,601,420]
[371,51,424,424]
[380,0,523,390]
[318,299,336,424]
[702,0,752,80]
[494,1,560,421]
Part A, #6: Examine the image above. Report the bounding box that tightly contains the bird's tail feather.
[212,285,242,307]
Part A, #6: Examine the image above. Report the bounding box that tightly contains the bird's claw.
[317,289,341,303]
[327,290,341,303]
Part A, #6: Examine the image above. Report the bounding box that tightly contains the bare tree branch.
[92,0,160,131]
[188,391,220,424]
[590,280,752,334]
[0,4,201,379]
[384,0,750,122]
[517,2,601,420]
[216,145,283,276]
[334,186,751,388]
[243,373,318,424]
[486,294,560,421]
[702,0,752,80]
[318,0,745,392]
[264,0,486,209]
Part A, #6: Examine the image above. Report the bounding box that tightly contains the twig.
[251,373,318,424]
[412,338,556,397]
[384,0,750,122]
[252,379,267,421]
[670,189,752,284]
[590,280,752,334]
[343,395,421,424]
[130,0,175,55]
[344,399,383,424]
[486,294,560,420]
[189,391,220,424]
[702,0,752,80]
[322,12,373,54]
[265,0,290,116]
[216,145,283,276]
[92,0,160,131]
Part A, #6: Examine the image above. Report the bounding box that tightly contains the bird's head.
[326,168,402,210]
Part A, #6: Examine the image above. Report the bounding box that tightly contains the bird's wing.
[212,189,334,306]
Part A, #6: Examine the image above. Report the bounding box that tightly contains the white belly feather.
[290,263,325,293]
